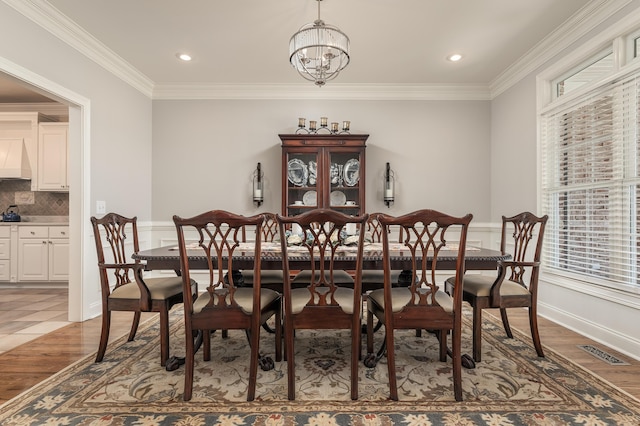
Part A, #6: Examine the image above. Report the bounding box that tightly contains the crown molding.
[3,0,155,98]
[490,0,633,99]
[7,0,630,102]
[152,83,491,101]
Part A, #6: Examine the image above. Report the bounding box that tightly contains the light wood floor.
[0,289,638,404]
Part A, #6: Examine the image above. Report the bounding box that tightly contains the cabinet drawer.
[49,226,69,238]
[0,238,9,260]
[19,226,48,239]
[0,259,9,281]
[0,226,10,238]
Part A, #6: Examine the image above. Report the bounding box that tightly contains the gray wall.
[152,99,492,221]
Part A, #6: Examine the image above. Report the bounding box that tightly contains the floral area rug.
[1,308,639,425]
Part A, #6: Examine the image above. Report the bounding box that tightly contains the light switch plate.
[96,200,106,214]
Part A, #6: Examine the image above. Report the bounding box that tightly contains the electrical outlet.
[96,200,106,214]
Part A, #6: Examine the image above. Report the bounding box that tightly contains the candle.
[331,122,339,132]
[343,121,350,131]
[298,117,306,128]
[385,188,393,199]
[254,189,262,198]
[309,120,317,131]
[320,117,328,127]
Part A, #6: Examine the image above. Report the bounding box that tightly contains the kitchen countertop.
[0,216,69,225]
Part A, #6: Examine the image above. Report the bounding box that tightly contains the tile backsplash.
[0,180,69,216]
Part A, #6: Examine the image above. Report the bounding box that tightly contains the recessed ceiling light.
[447,54,463,62]
[177,53,192,62]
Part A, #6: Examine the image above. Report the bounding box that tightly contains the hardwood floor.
[0,289,638,404]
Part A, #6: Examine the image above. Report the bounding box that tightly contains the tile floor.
[0,288,70,354]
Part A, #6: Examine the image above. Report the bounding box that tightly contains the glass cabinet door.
[327,150,362,216]
[285,151,320,216]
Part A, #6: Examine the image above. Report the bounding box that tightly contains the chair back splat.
[173,210,281,401]
[365,209,472,401]
[277,208,369,400]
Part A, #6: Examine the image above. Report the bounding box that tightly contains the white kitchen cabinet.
[0,227,11,281]
[38,122,68,191]
[18,226,69,282]
[0,112,56,191]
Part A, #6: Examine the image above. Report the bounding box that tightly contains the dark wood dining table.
[133,242,508,275]
[133,242,509,370]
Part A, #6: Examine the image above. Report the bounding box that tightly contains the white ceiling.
[1,0,593,101]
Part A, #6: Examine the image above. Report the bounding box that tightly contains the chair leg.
[500,308,513,338]
[183,325,195,401]
[451,327,463,402]
[159,308,170,367]
[472,305,483,363]
[203,330,211,361]
[385,326,398,401]
[247,324,260,401]
[350,322,360,400]
[95,310,111,362]
[128,311,141,341]
[438,330,447,362]
[275,308,282,362]
[285,323,296,400]
[366,305,374,355]
[528,306,545,357]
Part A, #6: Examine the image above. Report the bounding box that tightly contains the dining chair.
[445,211,548,363]
[361,213,402,292]
[364,209,472,401]
[277,209,368,400]
[173,210,282,401]
[239,212,283,291]
[91,212,197,367]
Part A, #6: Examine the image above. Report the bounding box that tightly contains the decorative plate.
[308,161,317,185]
[303,190,317,206]
[343,158,360,186]
[330,190,347,206]
[288,158,308,186]
[330,163,340,184]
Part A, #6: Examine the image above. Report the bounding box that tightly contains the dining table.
[133,242,509,370]
[133,242,508,276]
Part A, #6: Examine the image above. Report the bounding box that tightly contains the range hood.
[0,138,31,179]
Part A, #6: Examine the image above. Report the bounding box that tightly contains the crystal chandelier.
[289,0,350,86]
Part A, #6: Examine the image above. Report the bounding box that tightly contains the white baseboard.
[538,300,640,362]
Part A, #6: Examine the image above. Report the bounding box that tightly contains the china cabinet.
[280,134,368,217]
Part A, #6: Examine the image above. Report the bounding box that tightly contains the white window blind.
[541,73,640,293]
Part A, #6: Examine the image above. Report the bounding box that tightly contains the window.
[552,50,614,99]
[541,73,640,293]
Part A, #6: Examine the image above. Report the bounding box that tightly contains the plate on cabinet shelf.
[330,190,346,206]
[308,161,317,185]
[288,158,308,186]
[343,158,360,186]
[303,190,317,206]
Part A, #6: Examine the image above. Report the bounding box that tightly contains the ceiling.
[1,0,592,101]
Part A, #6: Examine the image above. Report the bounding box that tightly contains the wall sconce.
[384,162,395,208]
[253,162,264,207]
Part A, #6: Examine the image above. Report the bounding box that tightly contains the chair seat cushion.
[109,276,193,300]
[292,270,354,285]
[448,274,530,297]
[289,286,355,314]
[242,270,284,285]
[193,287,280,314]
[368,287,453,313]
